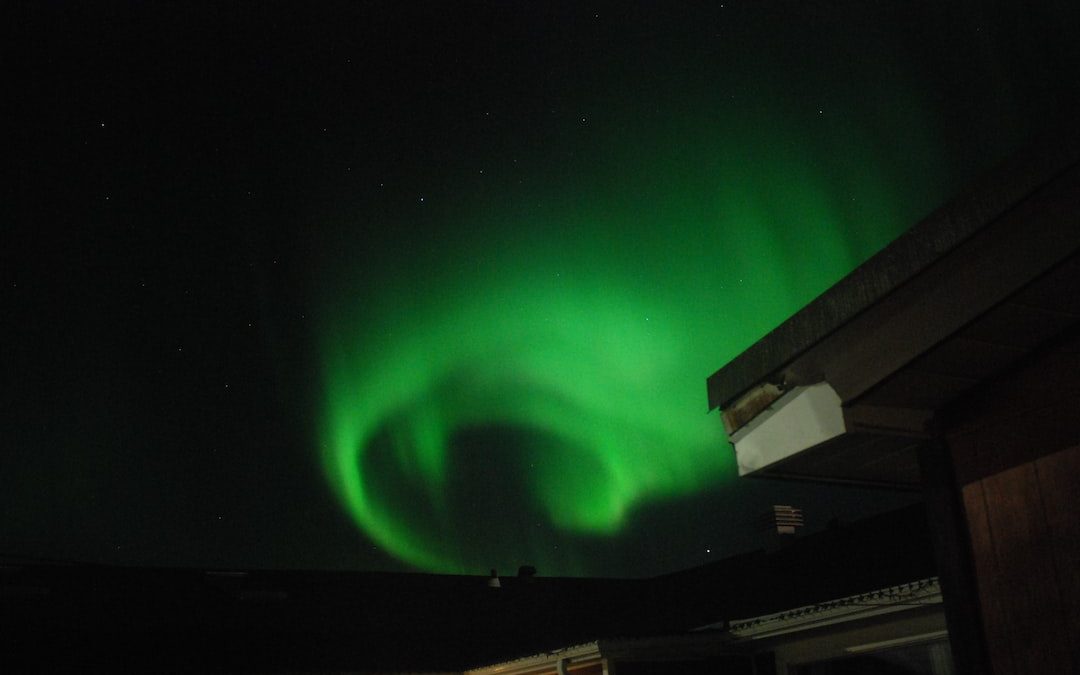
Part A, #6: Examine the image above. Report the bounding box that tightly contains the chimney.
[760,505,805,551]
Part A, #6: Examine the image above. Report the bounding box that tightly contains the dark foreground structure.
[707,128,1080,674]
[1,504,935,673]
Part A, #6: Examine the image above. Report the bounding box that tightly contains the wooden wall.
[945,330,1080,674]
[961,446,1080,673]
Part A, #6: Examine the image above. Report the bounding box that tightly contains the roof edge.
[708,126,1080,411]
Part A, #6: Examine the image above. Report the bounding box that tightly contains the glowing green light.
[317,92,951,574]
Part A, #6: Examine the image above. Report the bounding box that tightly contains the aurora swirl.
[6,0,1076,578]
[307,0,1080,574]
[316,90,952,573]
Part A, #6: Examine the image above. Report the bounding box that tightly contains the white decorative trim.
[721,577,942,640]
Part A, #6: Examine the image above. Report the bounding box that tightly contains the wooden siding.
[946,328,1080,674]
[1035,446,1080,649]
[961,454,1079,674]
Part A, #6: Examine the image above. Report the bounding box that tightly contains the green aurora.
[6,1,1078,578]
[311,1,1080,574]
[317,96,953,573]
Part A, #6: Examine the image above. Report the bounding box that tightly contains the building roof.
[0,505,933,672]
[722,577,941,640]
[707,128,1080,487]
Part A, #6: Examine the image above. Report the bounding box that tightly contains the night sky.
[5,2,1079,577]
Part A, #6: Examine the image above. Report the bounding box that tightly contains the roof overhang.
[708,130,1080,488]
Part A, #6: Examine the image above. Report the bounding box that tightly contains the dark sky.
[5,1,1079,576]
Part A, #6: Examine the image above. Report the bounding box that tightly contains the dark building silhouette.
[707,127,1080,674]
